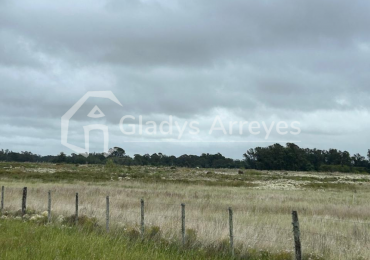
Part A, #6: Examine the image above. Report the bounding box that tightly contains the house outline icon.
[61,91,123,157]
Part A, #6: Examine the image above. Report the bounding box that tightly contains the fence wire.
[3,186,370,259]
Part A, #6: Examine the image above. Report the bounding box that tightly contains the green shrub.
[146,226,162,240]
[62,214,98,231]
[126,227,141,241]
[106,159,116,169]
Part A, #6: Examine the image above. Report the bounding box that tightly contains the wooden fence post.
[106,196,110,232]
[229,207,234,257]
[48,190,51,223]
[75,193,79,225]
[1,186,4,215]
[141,199,144,239]
[292,211,302,260]
[181,203,185,246]
[22,187,27,216]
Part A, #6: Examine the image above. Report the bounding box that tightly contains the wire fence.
[1,185,370,260]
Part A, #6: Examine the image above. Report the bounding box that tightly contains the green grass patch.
[0,219,229,260]
[0,219,305,260]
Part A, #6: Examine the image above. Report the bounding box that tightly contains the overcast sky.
[1,0,370,159]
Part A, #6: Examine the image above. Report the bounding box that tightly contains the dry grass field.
[1,163,370,259]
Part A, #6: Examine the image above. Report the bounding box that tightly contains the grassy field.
[0,219,234,260]
[1,162,370,259]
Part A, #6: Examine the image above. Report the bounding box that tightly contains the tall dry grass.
[1,178,370,259]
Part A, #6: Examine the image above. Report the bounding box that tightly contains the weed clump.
[63,214,98,231]
[146,225,161,240]
[126,227,141,241]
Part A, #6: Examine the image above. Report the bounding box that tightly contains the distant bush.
[105,159,116,170]
[63,214,98,231]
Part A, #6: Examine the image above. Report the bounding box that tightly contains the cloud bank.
[1,0,369,158]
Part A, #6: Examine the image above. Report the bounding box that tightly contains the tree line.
[244,143,370,173]
[1,143,370,173]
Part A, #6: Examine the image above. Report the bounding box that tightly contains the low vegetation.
[1,162,370,259]
[1,217,322,260]
[1,142,370,173]
[0,219,230,260]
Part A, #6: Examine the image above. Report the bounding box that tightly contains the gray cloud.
[1,0,370,158]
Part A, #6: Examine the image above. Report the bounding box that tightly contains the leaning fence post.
[229,207,234,257]
[141,199,144,239]
[1,186,4,215]
[75,193,79,225]
[181,203,186,246]
[48,190,51,223]
[106,196,110,232]
[292,211,302,260]
[22,187,27,216]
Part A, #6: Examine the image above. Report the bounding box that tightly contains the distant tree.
[352,153,366,167]
[57,152,67,163]
[0,144,369,173]
[243,148,257,169]
[341,151,352,167]
[110,147,125,157]
[325,149,342,165]
[150,153,161,166]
